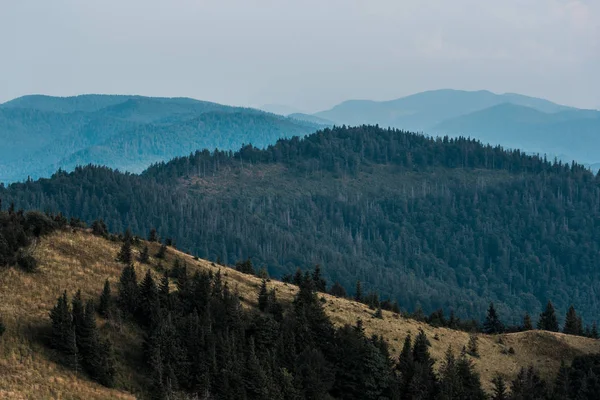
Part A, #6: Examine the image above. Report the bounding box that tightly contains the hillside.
[4,125,600,328]
[0,95,319,183]
[1,228,599,398]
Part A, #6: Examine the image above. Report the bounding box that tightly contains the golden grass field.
[1,229,599,398]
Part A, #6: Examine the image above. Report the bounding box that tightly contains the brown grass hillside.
[1,229,599,398]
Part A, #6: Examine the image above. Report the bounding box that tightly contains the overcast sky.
[1,0,598,112]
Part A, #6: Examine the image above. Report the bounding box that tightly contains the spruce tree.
[523,312,533,331]
[156,243,167,259]
[483,302,504,334]
[563,305,580,335]
[0,313,5,337]
[257,279,269,312]
[139,269,159,327]
[553,360,570,399]
[139,245,150,264]
[292,268,303,286]
[118,264,139,315]
[355,280,363,302]
[438,346,460,399]
[158,270,170,309]
[312,264,327,292]
[491,375,508,400]
[329,281,347,297]
[117,228,133,265]
[49,291,78,367]
[591,322,599,339]
[456,349,486,399]
[98,279,112,318]
[537,301,559,332]
[148,228,158,242]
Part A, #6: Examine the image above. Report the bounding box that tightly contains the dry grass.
[1,229,599,397]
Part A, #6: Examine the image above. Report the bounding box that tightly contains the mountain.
[258,103,304,115]
[313,89,600,165]
[288,112,335,125]
[4,125,600,328]
[313,89,574,131]
[432,104,600,164]
[0,95,320,183]
[2,213,599,398]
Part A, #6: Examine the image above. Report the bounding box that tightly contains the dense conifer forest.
[3,125,600,325]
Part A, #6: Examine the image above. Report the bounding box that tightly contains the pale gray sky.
[1,0,598,112]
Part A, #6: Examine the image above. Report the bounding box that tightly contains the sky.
[1,0,599,112]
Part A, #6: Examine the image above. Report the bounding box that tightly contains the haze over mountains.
[310,89,600,167]
[0,95,321,183]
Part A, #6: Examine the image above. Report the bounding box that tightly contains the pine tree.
[49,291,78,367]
[158,270,170,309]
[118,264,139,315]
[79,300,101,375]
[410,329,437,398]
[374,306,383,319]
[523,312,533,331]
[467,334,479,357]
[98,279,112,318]
[438,347,460,399]
[355,280,363,302]
[97,338,116,387]
[491,375,508,400]
[329,281,347,297]
[0,313,5,337]
[456,349,486,399]
[139,245,150,264]
[139,269,159,327]
[591,322,599,339]
[117,228,133,265]
[155,243,167,259]
[257,279,269,312]
[537,301,559,332]
[312,264,327,292]
[292,268,303,286]
[563,305,580,335]
[483,302,504,334]
[148,228,158,242]
[553,360,570,399]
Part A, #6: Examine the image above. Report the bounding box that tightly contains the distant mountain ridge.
[312,89,600,165]
[0,94,320,183]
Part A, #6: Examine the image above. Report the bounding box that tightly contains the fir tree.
[98,279,112,318]
[591,322,599,339]
[0,314,5,337]
[292,268,303,286]
[138,269,160,327]
[118,264,139,315]
[158,270,170,309]
[311,264,327,292]
[491,375,508,400]
[49,291,78,367]
[117,228,133,265]
[374,306,383,319]
[155,243,167,259]
[523,312,533,331]
[355,280,363,302]
[563,305,580,335]
[467,334,479,357]
[483,302,504,334]
[257,279,269,312]
[455,349,486,399]
[553,360,570,399]
[537,301,559,332]
[329,281,347,297]
[139,245,150,264]
[148,228,158,242]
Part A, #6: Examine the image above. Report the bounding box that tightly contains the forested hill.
[3,125,600,325]
[0,94,320,183]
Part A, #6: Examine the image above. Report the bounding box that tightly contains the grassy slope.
[1,230,599,398]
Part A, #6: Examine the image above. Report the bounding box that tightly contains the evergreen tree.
[49,291,78,367]
[355,280,363,302]
[98,279,112,318]
[158,270,170,309]
[510,366,548,400]
[438,347,460,400]
[235,258,254,275]
[483,302,504,334]
[410,329,437,399]
[553,360,570,399]
[563,305,580,335]
[118,264,139,315]
[537,301,559,332]
[523,312,533,331]
[257,279,269,312]
[467,334,479,357]
[91,219,108,236]
[139,245,150,264]
[155,243,167,259]
[117,228,133,265]
[455,349,486,399]
[491,375,508,400]
[311,264,327,292]
[148,228,158,242]
[292,268,303,286]
[0,314,5,337]
[329,281,347,297]
[591,322,599,339]
[374,306,383,319]
[138,269,160,327]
